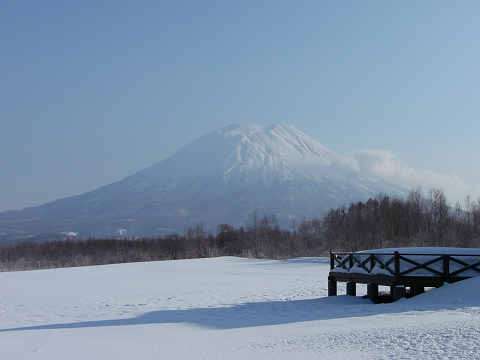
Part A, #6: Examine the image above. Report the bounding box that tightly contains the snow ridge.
[165,123,358,185]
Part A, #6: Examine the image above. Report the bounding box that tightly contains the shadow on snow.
[2,288,478,333]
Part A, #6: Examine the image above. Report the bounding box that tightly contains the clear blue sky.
[2,1,480,211]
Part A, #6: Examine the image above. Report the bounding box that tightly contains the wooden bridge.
[328,249,480,302]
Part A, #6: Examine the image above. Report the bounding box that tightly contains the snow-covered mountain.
[0,124,406,240]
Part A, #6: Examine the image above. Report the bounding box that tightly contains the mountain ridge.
[0,124,406,241]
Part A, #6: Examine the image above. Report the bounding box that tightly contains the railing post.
[411,285,425,297]
[349,254,353,270]
[443,255,450,283]
[329,250,334,270]
[367,283,379,302]
[346,282,356,296]
[370,255,375,273]
[328,277,337,296]
[394,251,400,277]
[391,285,406,301]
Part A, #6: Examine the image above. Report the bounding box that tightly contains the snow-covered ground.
[1,257,480,359]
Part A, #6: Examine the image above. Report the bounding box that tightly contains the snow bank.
[401,276,480,309]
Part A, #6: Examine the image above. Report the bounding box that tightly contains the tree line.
[323,189,480,250]
[1,188,480,271]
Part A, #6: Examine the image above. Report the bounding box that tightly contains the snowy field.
[1,257,480,359]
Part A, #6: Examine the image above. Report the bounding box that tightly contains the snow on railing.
[330,248,480,279]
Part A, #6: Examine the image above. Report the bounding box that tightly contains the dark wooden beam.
[367,283,378,302]
[328,277,337,296]
[329,272,454,287]
[410,285,425,297]
[346,282,356,296]
[391,285,406,301]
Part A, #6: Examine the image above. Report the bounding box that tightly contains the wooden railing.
[330,251,480,280]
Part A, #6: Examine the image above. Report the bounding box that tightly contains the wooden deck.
[328,250,480,302]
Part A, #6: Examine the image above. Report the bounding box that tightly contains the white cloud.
[353,149,478,202]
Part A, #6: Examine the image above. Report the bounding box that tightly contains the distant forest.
[2,188,480,271]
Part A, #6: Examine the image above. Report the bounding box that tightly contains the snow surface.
[361,247,480,255]
[1,257,480,359]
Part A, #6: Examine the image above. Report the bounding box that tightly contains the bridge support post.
[391,285,406,301]
[346,282,356,296]
[367,283,378,301]
[410,285,425,297]
[328,277,337,296]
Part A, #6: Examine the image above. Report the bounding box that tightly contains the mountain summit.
[0,124,405,240]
